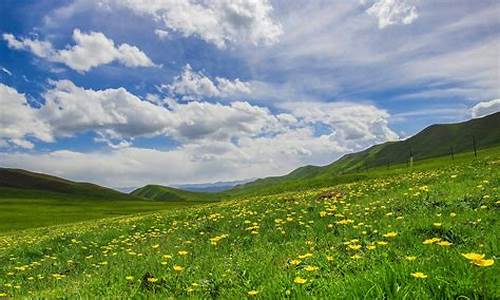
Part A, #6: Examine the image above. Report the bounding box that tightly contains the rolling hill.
[130,184,216,202]
[0,167,133,200]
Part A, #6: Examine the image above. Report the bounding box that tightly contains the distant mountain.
[175,178,255,193]
[130,185,216,202]
[0,168,132,200]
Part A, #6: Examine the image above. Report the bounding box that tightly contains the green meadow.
[0,147,498,298]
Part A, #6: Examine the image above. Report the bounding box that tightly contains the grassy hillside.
[232,112,500,195]
[0,146,497,298]
[0,169,210,233]
[131,185,217,202]
[0,168,130,200]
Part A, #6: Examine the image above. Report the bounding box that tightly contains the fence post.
[409,147,414,168]
[472,135,477,158]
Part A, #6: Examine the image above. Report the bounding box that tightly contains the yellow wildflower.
[411,272,428,279]
[173,265,184,272]
[304,265,319,272]
[383,231,398,238]
[248,290,259,296]
[294,276,307,284]
[473,259,494,267]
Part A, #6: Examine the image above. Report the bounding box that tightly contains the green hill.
[225,112,500,195]
[131,184,216,202]
[0,168,133,200]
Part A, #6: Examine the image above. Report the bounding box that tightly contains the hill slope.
[0,168,132,200]
[232,112,500,192]
[131,184,216,202]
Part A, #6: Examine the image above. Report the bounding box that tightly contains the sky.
[0,0,499,188]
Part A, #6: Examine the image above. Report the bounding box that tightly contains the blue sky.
[0,0,499,188]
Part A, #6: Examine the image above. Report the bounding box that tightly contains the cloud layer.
[3,29,155,72]
[162,64,251,100]
[110,0,282,48]
[471,99,500,118]
[365,0,419,29]
[1,81,399,186]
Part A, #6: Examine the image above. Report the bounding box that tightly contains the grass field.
[0,197,206,233]
[0,147,498,298]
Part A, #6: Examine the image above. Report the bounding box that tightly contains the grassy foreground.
[0,149,498,298]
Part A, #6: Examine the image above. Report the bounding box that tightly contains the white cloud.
[471,99,500,118]
[3,29,155,72]
[154,29,169,40]
[365,0,418,29]
[109,0,282,48]
[280,101,398,148]
[34,80,276,144]
[1,67,13,76]
[0,83,53,148]
[40,80,171,140]
[163,64,251,99]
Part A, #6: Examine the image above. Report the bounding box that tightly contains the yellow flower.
[147,277,158,283]
[366,245,376,250]
[178,250,189,256]
[433,223,442,227]
[125,276,134,281]
[348,244,362,250]
[152,244,160,249]
[0,293,8,297]
[294,276,307,284]
[290,259,301,265]
[405,256,417,261]
[423,237,441,245]
[351,254,362,259]
[173,265,184,272]
[304,265,319,272]
[411,272,428,279]
[437,241,452,247]
[298,253,313,259]
[462,252,485,261]
[383,231,398,238]
[247,290,259,296]
[326,256,334,261]
[472,259,494,267]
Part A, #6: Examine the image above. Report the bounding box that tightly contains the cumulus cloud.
[0,83,53,148]
[280,101,398,148]
[471,99,500,118]
[40,80,171,140]
[109,0,282,48]
[163,64,252,99]
[364,0,418,29]
[11,80,276,145]
[3,29,155,72]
